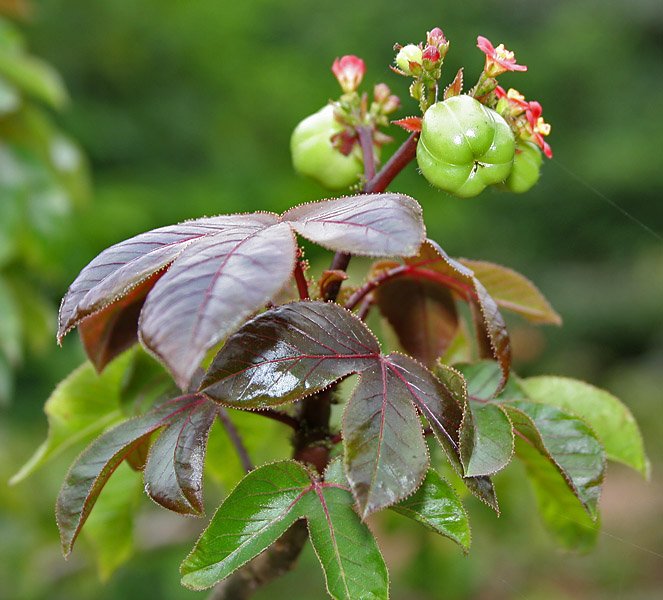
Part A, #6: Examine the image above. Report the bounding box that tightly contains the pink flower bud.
[332,55,366,93]
[427,27,447,47]
[373,83,391,103]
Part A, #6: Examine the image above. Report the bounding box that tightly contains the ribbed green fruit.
[505,141,542,193]
[417,95,515,198]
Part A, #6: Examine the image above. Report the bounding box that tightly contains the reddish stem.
[217,408,254,473]
[293,255,310,300]
[257,409,300,430]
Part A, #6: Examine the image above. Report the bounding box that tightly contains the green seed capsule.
[416,95,515,198]
[505,141,542,193]
[290,104,363,191]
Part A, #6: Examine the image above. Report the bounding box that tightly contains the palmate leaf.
[375,276,459,367]
[56,394,218,555]
[405,240,511,393]
[503,401,606,519]
[521,376,649,478]
[59,194,425,389]
[201,301,496,514]
[282,192,425,257]
[459,259,562,325]
[391,468,471,552]
[181,461,389,600]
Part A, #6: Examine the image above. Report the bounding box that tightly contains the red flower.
[422,45,441,63]
[525,101,553,158]
[427,27,447,47]
[477,36,527,77]
[332,55,365,94]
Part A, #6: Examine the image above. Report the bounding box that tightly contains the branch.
[217,409,253,473]
[324,131,420,302]
[293,255,310,300]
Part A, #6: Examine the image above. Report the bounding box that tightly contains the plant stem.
[256,408,300,429]
[217,409,254,473]
[293,254,310,300]
[324,131,420,302]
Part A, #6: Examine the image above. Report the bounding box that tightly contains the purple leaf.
[58,214,277,342]
[139,222,297,389]
[200,301,380,408]
[283,193,425,257]
[343,357,429,518]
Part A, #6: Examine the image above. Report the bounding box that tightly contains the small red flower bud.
[422,45,441,63]
[331,55,366,93]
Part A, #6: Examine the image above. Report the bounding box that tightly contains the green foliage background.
[1,0,662,598]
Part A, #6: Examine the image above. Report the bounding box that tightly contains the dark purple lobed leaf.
[56,395,201,556]
[200,301,380,408]
[58,214,277,342]
[406,240,511,394]
[343,357,429,518]
[282,193,425,257]
[375,277,458,368]
[139,222,297,389]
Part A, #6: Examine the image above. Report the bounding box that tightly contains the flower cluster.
[494,86,553,158]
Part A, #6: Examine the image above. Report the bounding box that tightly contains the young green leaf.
[343,358,429,518]
[56,395,203,556]
[515,435,599,551]
[181,461,389,600]
[10,350,135,484]
[282,193,425,257]
[405,241,511,393]
[391,468,471,552]
[454,360,528,403]
[459,402,513,477]
[459,259,562,325]
[504,401,606,519]
[200,301,380,408]
[521,376,649,478]
[375,276,458,367]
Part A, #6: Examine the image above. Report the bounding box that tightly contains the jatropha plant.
[15,26,648,600]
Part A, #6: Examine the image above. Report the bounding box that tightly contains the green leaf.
[454,360,528,403]
[181,461,389,600]
[515,435,599,551]
[10,350,135,484]
[201,301,380,408]
[460,402,513,477]
[504,401,605,519]
[521,376,649,478]
[391,468,470,552]
[83,461,142,581]
[459,259,562,325]
[343,357,429,518]
[56,395,201,555]
[0,49,68,108]
[375,276,458,367]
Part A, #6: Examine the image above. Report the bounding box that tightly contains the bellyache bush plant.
[13,26,649,599]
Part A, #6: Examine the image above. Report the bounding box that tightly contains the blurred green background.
[1,0,662,598]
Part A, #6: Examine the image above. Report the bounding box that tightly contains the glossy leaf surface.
[201,301,380,408]
[140,222,297,388]
[460,402,513,477]
[454,360,527,403]
[459,259,562,325]
[504,401,605,518]
[375,276,458,367]
[391,468,470,551]
[283,193,425,257]
[521,376,649,477]
[181,461,388,599]
[343,356,429,517]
